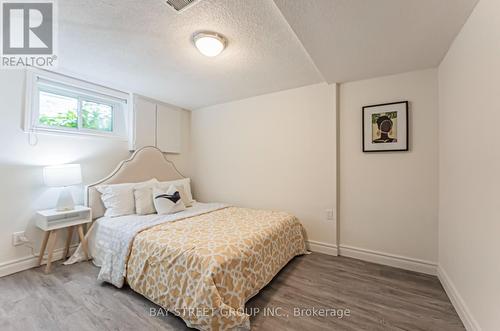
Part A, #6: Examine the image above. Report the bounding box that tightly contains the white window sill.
[26,126,129,141]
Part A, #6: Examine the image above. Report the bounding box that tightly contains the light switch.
[325,209,335,221]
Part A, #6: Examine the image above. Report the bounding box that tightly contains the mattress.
[66,202,228,287]
[126,206,307,331]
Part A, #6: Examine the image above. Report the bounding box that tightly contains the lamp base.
[56,188,75,211]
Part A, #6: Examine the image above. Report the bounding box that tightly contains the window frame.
[35,85,117,135]
[25,69,131,140]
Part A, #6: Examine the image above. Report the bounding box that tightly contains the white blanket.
[65,202,228,288]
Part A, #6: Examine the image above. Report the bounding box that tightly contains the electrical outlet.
[325,209,335,221]
[12,231,29,246]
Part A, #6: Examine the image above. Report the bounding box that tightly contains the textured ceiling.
[56,0,478,109]
[56,0,322,109]
[273,0,479,83]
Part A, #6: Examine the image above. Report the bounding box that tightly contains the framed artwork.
[362,101,408,152]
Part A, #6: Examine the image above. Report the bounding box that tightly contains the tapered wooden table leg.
[45,230,58,273]
[63,226,74,259]
[38,231,50,266]
[77,225,89,261]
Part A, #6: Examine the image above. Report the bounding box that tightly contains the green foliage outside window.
[38,91,113,132]
[82,101,113,132]
[39,110,78,128]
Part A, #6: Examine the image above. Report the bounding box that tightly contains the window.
[26,69,129,139]
[38,91,78,129]
[38,91,114,132]
[81,100,113,132]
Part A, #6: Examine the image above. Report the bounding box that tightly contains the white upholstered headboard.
[86,146,185,220]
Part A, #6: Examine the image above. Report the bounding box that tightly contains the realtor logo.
[1,0,57,68]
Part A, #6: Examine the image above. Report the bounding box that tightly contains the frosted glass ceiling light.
[193,32,227,57]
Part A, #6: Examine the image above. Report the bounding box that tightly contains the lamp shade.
[43,164,82,187]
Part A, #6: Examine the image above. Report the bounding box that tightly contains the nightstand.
[36,206,92,273]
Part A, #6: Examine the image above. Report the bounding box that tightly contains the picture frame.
[362,101,409,152]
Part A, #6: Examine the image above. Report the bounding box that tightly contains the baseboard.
[338,245,437,275]
[3,241,338,276]
[0,245,77,278]
[307,240,338,256]
[437,265,481,331]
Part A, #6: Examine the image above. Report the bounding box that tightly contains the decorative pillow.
[175,185,191,207]
[97,179,157,217]
[153,185,186,215]
[157,178,193,207]
[134,187,155,215]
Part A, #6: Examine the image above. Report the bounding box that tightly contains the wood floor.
[0,253,464,331]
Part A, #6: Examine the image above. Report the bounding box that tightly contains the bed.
[67,146,307,331]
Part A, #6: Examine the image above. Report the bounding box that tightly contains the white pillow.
[97,179,157,217]
[134,187,155,215]
[153,185,186,215]
[157,178,193,207]
[175,185,191,208]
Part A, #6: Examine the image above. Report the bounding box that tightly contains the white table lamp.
[43,164,82,211]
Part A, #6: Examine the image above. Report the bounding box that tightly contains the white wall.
[339,69,439,272]
[438,0,500,329]
[191,83,337,252]
[0,70,191,272]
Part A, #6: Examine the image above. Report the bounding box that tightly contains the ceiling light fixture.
[193,32,227,57]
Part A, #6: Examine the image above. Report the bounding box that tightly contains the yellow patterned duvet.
[126,207,307,330]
